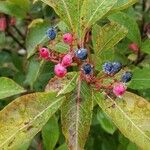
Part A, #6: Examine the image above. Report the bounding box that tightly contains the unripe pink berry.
[128,43,139,53]
[0,17,7,32]
[10,17,16,26]
[54,63,67,78]
[113,83,126,97]
[39,47,49,59]
[61,54,73,67]
[63,33,73,44]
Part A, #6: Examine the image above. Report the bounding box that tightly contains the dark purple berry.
[103,61,122,75]
[121,71,132,83]
[46,27,56,40]
[112,62,122,73]
[82,63,93,74]
[75,48,88,60]
[103,62,113,74]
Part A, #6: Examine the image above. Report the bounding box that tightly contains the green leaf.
[127,142,138,150]
[0,77,25,99]
[40,0,118,39]
[0,0,30,18]
[24,59,45,89]
[42,115,59,150]
[0,32,6,47]
[108,12,141,45]
[141,39,150,54]
[10,0,30,12]
[26,20,49,58]
[61,80,93,150]
[55,42,70,53]
[80,0,118,39]
[97,110,117,134]
[45,72,78,96]
[40,0,84,37]
[95,92,150,150]
[129,68,150,90]
[110,0,138,13]
[92,22,128,70]
[57,21,70,33]
[0,92,65,149]
[92,22,128,55]
[56,144,67,150]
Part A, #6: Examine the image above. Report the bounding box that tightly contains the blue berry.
[75,48,88,60]
[103,62,113,74]
[46,27,56,40]
[82,63,93,74]
[103,61,122,75]
[112,62,122,73]
[121,71,132,83]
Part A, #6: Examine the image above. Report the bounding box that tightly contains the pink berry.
[0,17,7,32]
[61,54,73,67]
[63,33,73,44]
[113,83,126,97]
[39,47,49,59]
[54,64,67,78]
[10,17,16,26]
[128,43,139,53]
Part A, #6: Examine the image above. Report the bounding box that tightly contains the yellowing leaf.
[92,22,128,55]
[95,92,150,150]
[80,0,117,39]
[0,77,25,100]
[61,80,93,150]
[40,0,118,40]
[109,12,141,45]
[111,0,138,13]
[40,0,84,37]
[92,22,128,70]
[45,72,78,96]
[0,92,65,149]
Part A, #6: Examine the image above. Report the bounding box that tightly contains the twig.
[7,30,26,49]
[13,26,25,40]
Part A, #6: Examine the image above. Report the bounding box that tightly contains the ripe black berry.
[103,62,113,74]
[112,62,122,73]
[75,48,88,60]
[82,63,93,74]
[121,71,132,83]
[103,61,122,75]
[46,27,56,40]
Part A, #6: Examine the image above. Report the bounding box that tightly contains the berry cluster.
[38,27,133,98]
[101,61,132,97]
[54,54,73,77]
[103,61,122,75]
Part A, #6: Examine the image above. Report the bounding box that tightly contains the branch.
[13,26,25,40]
[7,30,26,49]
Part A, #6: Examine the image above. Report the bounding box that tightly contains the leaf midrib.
[98,25,127,56]
[107,95,150,142]
[85,0,106,28]
[75,79,81,150]
[61,0,73,30]
[57,73,78,96]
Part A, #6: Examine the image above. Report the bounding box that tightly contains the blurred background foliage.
[0,0,150,150]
